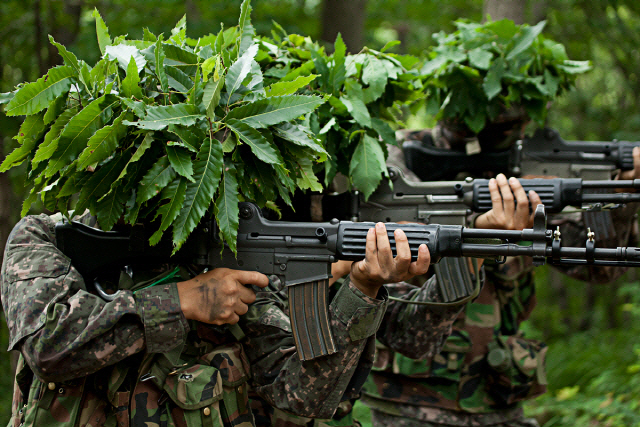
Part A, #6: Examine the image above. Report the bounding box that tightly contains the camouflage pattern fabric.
[247,268,467,426]
[358,132,639,426]
[2,213,389,427]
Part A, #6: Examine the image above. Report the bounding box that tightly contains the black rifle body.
[325,166,640,226]
[55,203,640,362]
[403,127,639,182]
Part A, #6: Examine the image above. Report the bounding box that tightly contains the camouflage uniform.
[358,129,639,426]
[1,213,389,427]
[249,267,471,427]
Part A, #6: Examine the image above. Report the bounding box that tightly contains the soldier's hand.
[330,260,354,286]
[349,223,430,298]
[177,268,269,325]
[617,146,640,181]
[474,174,542,230]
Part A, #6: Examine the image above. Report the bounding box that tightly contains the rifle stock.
[55,202,640,361]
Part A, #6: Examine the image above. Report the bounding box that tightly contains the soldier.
[1,206,431,426]
[358,122,640,427]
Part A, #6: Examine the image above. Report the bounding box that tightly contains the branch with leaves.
[255,28,425,199]
[421,19,592,134]
[0,1,328,253]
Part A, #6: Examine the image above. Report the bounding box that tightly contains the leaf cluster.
[255,28,424,199]
[421,19,592,133]
[0,1,328,253]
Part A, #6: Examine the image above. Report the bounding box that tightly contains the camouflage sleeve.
[239,278,388,419]
[376,273,468,360]
[548,203,640,283]
[1,215,189,382]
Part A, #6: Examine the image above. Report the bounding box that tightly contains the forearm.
[2,215,189,382]
[240,280,387,419]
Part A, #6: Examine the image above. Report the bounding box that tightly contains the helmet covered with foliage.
[421,18,592,151]
[0,0,423,252]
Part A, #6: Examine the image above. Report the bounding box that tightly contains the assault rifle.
[323,166,640,226]
[402,127,640,181]
[56,202,640,361]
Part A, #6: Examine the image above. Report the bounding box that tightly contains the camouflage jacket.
[249,273,469,427]
[1,214,389,427]
[359,134,639,425]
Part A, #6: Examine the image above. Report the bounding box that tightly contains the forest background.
[2,0,640,425]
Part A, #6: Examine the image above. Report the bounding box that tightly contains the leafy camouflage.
[2,214,389,426]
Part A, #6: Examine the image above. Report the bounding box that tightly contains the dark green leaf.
[149,178,187,246]
[215,163,240,253]
[45,94,120,177]
[226,119,282,164]
[5,66,75,116]
[226,94,325,128]
[136,156,177,204]
[172,138,223,252]
[126,104,203,130]
[166,143,195,182]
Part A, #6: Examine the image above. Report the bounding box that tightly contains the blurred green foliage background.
[3,1,640,425]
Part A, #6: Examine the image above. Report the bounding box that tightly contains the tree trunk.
[483,0,526,23]
[320,0,367,53]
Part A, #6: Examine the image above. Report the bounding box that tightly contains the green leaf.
[483,58,506,101]
[5,66,75,116]
[155,38,169,93]
[349,134,387,200]
[265,74,317,97]
[172,138,223,252]
[0,91,15,105]
[149,178,187,246]
[136,156,177,204]
[167,125,201,152]
[506,20,546,60]
[215,163,240,253]
[0,114,45,172]
[202,70,225,119]
[77,111,128,170]
[126,104,203,130]
[122,56,143,99]
[362,56,388,104]
[293,153,323,192]
[237,0,255,53]
[329,33,347,96]
[226,119,282,164]
[113,132,154,184]
[43,93,68,125]
[92,9,112,55]
[166,143,195,182]
[105,45,146,73]
[341,82,371,128]
[75,153,131,216]
[468,48,493,70]
[45,94,120,177]
[163,44,199,76]
[225,43,259,100]
[95,185,129,231]
[226,94,324,128]
[273,123,327,157]
[33,107,78,166]
[165,66,194,92]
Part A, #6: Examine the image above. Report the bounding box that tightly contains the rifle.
[55,202,640,361]
[402,127,640,181]
[323,166,640,226]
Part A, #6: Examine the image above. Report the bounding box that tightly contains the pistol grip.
[288,279,337,361]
